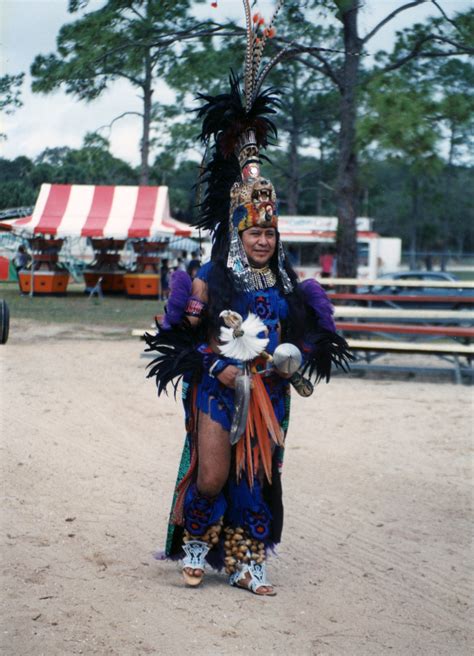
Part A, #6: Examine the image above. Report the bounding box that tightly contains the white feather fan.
[218,310,268,361]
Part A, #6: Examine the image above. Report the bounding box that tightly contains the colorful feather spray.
[193,2,287,253]
[235,372,283,487]
[194,75,280,256]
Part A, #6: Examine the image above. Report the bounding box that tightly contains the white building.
[278,215,401,279]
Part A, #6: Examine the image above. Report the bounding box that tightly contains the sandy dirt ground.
[1,319,472,656]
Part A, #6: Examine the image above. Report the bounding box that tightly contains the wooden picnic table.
[319,277,474,289]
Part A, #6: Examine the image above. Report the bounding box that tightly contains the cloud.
[2,0,472,166]
[2,79,145,163]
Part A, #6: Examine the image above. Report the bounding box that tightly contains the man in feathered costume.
[145,0,351,596]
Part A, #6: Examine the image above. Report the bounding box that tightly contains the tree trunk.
[140,49,153,185]
[287,118,300,214]
[286,78,301,214]
[335,1,361,278]
[409,176,419,269]
[317,146,325,215]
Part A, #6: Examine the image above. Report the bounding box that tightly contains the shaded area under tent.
[0,184,200,297]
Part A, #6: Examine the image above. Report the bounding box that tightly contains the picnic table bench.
[328,281,474,382]
[336,321,474,341]
[320,277,474,289]
[328,292,474,308]
[333,307,474,322]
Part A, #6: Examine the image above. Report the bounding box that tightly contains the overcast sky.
[1,0,471,166]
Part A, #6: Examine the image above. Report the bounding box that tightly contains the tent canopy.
[6,183,192,239]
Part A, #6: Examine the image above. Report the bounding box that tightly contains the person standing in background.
[160,259,170,300]
[187,250,201,279]
[14,245,31,272]
[319,248,334,278]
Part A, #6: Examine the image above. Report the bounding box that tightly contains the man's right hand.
[216,365,241,389]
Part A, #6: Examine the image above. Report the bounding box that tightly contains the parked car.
[358,271,473,309]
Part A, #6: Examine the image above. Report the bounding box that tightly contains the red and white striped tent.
[6,183,192,238]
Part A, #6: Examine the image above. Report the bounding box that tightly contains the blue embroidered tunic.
[194,261,290,431]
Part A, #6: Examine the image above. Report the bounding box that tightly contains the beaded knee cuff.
[183,483,227,537]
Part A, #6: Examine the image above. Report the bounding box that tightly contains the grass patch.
[0,281,164,328]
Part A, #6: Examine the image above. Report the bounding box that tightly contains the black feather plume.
[196,72,279,153]
[194,144,240,257]
[192,72,281,253]
[144,321,204,397]
[301,330,354,384]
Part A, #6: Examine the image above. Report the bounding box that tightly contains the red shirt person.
[320,252,334,278]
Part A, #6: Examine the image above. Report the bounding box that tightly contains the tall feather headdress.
[194,0,292,297]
